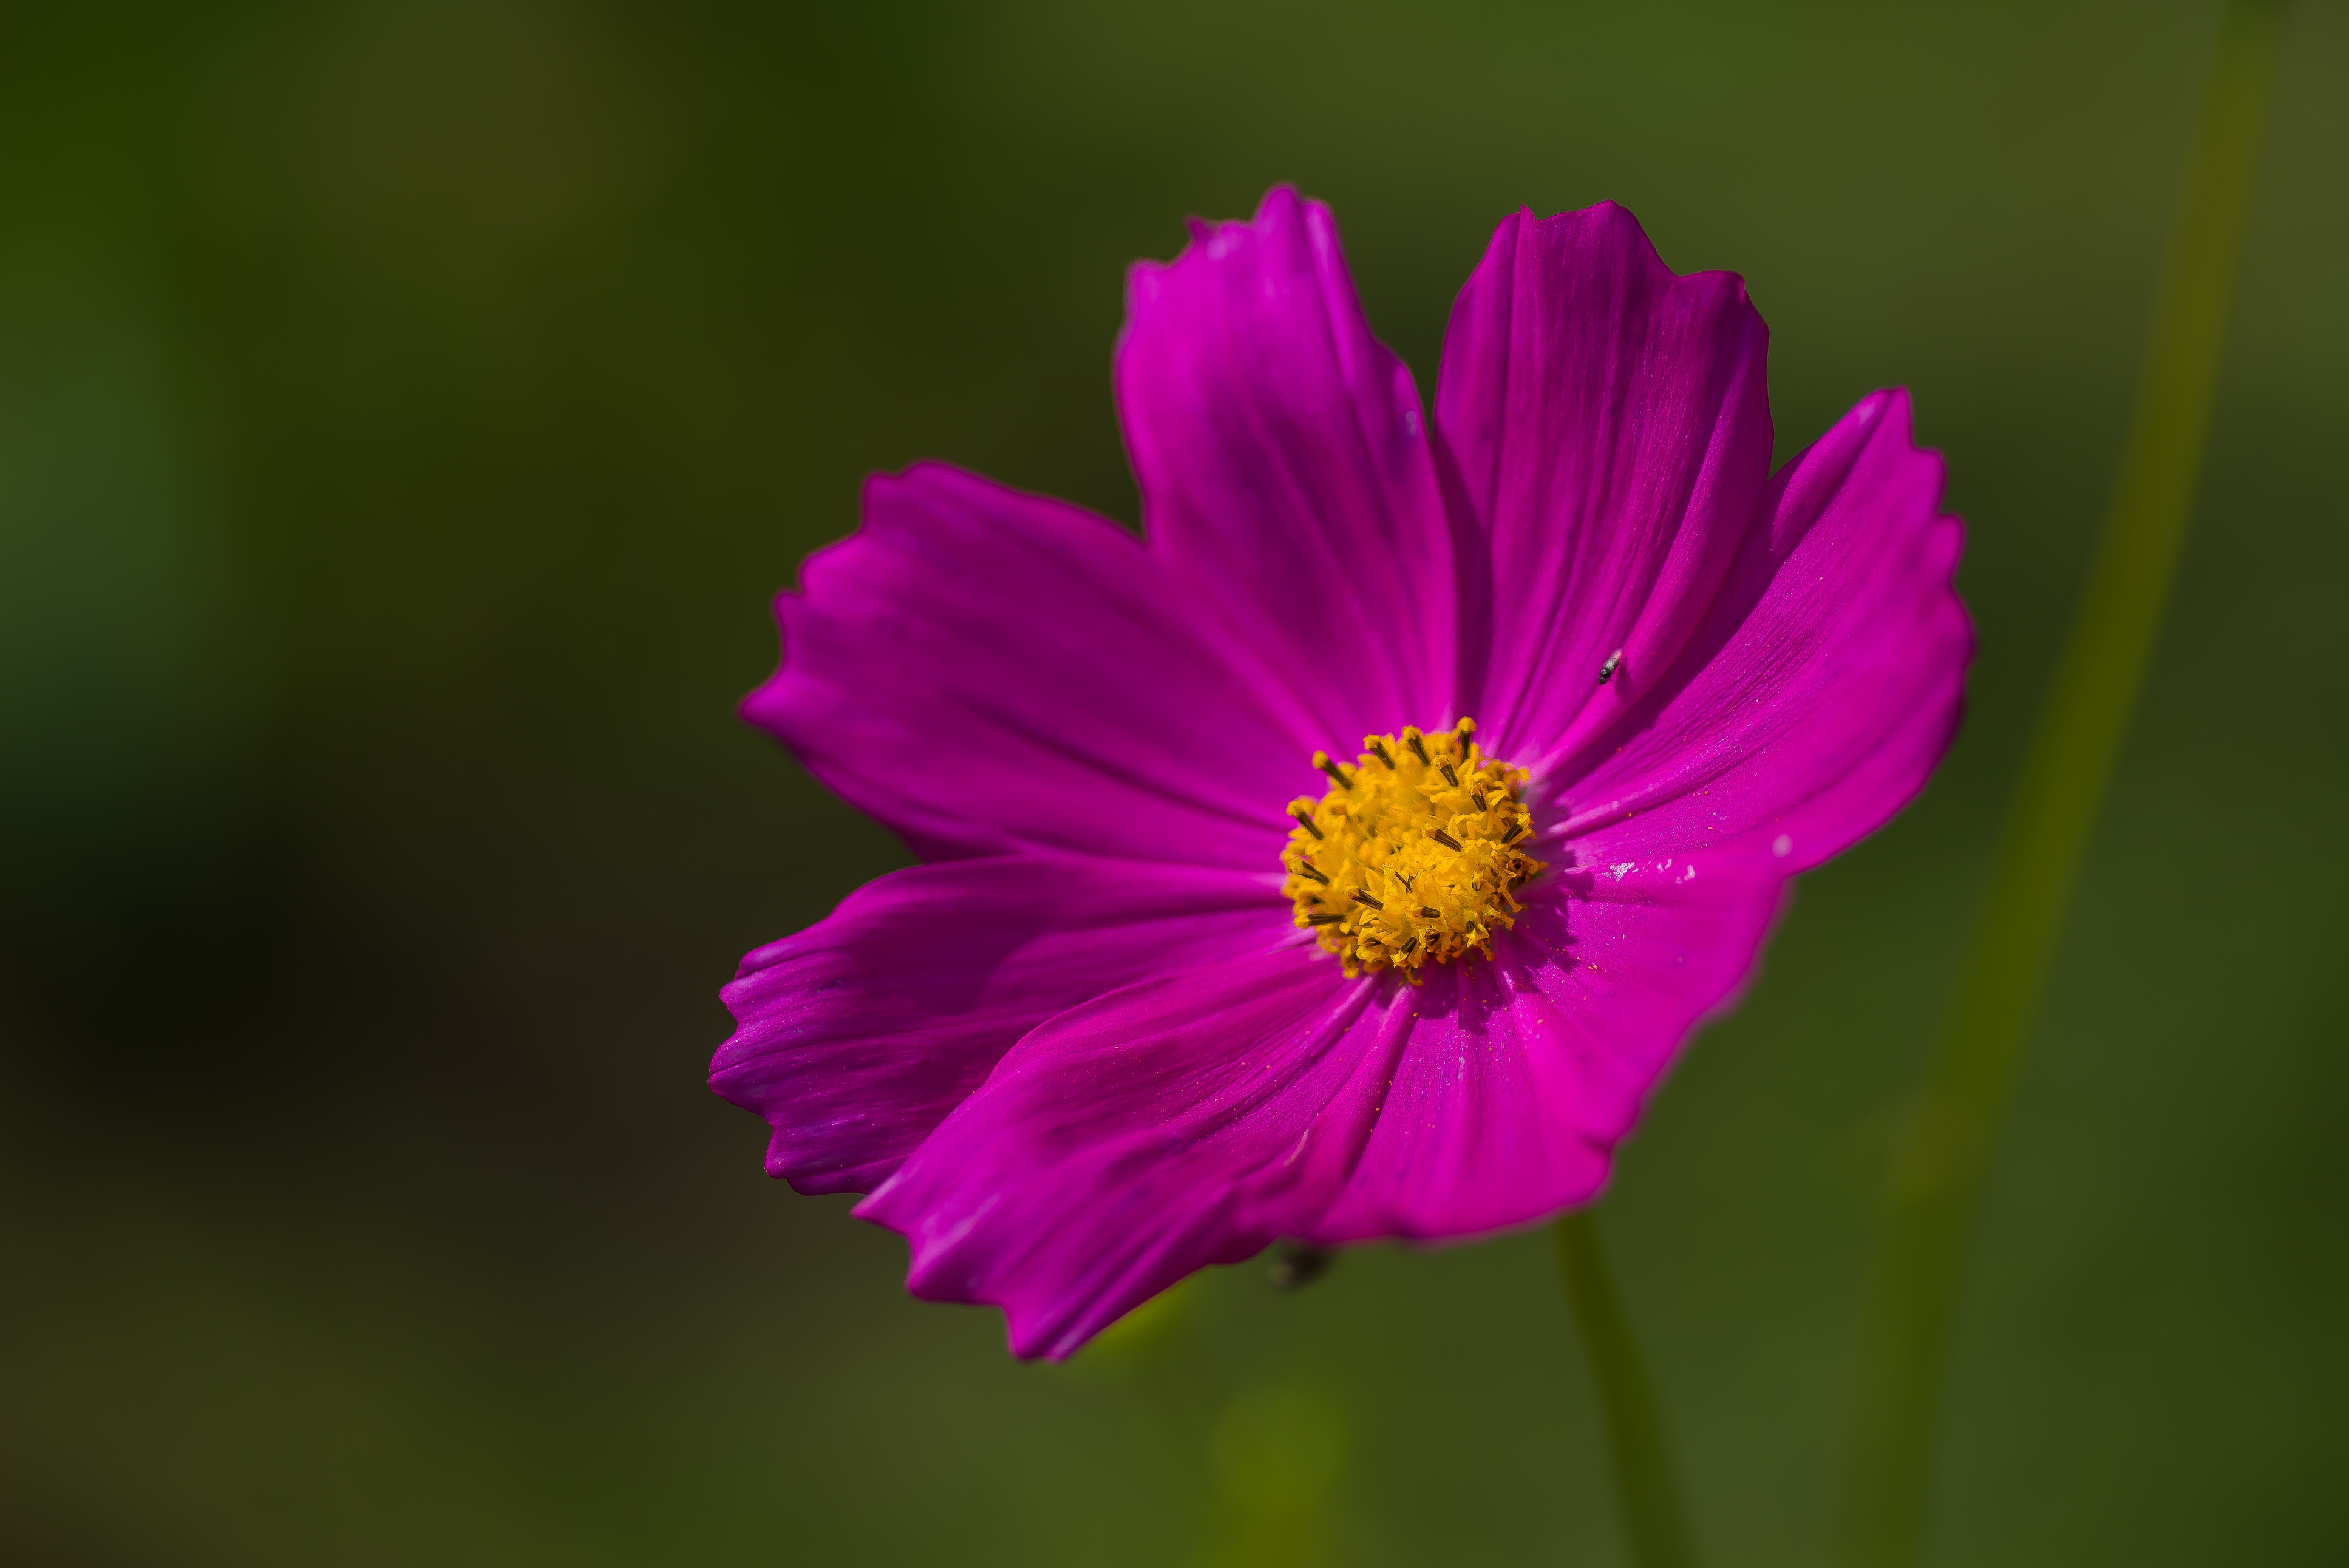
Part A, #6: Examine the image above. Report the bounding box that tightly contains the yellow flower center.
[1281,718,1545,983]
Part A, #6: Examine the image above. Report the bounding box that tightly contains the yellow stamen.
[1280,717,1546,983]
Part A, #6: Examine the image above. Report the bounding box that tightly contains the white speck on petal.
[1772,834,1793,858]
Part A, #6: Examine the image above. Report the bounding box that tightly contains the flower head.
[1281,721,1544,980]
[712,188,1971,1359]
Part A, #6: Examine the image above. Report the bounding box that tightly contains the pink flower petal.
[857,946,1389,1360]
[1119,185,1457,748]
[852,857,1786,1355]
[1434,203,1773,766]
[1311,867,1784,1242]
[744,462,1311,866]
[713,854,1281,1196]
[1551,389,1971,875]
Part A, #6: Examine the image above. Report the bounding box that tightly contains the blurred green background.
[1,1,2342,1563]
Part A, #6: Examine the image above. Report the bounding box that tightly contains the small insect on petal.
[1598,648,1625,684]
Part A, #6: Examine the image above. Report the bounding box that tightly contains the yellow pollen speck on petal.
[1280,718,1546,984]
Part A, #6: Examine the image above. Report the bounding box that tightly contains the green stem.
[1834,5,2286,1565]
[1555,1209,1699,1568]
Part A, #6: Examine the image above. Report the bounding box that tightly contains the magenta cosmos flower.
[713,187,1970,1359]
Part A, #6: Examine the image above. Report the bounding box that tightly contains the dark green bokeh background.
[2,2,2342,1563]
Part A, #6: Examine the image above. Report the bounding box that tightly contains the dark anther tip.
[1352,891,1385,911]
[1429,828,1463,851]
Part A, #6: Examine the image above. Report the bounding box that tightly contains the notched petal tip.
[1510,197,1753,304]
[1143,183,1321,296]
